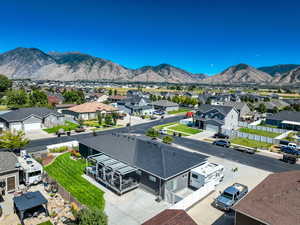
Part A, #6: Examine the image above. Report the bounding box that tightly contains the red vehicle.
[185,111,194,118]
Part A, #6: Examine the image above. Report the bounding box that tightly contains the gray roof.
[0,107,63,122]
[267,111,300,123]
[152,100,179,107]
[197,104,234,116]
[125,104,153,110]
[223,102,248,111]
[80,134,207,180]
[0,151,18,173]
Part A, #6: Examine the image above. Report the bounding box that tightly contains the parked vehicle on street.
[154,110,165,115]
[213,183,248,211]
[282,154,298,164]
[213,140,231,148]
[189,162,224,189]
[281,146,300,156]
[233,146,255,154]
[279,140,299,150]
[213,133,229,139]
[150,115,157,120]
[160,129,168,135]
[75,127,85,133]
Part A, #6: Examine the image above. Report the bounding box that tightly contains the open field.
[44,153,105,210]
[239,127,279,138]
[43,121,79,133]
[231,137,272,149]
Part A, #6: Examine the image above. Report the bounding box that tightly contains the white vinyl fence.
[47,141,79,151]
[222,129,280,145]
[238,121,288,134]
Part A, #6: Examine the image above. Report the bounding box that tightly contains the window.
[149,175,157,182]
[191,173,198,179]
[28,170,41,177]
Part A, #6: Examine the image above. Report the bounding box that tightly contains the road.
[25,114,300,173]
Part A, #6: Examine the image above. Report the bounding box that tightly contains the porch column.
[119,174,122,191]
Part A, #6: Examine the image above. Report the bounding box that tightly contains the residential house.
[117,96,154,115]
[0,151,19,195]
[107,95,127,103]
[80,133,207,202]
[62,102,118,120]
[266,110,300,131]
[184,92,198,99]
[85,93,108,103]
[233,171,300,225]
[142,209,197,225]
[152,100,179,112]
[55,104,78,113]
[0,107,65,132]
[47,96,62,106]
[194,104,239,133]
[222,102,251,120]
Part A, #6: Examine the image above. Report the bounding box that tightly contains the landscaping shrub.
[163,135,173,144]
[49,146,68,153]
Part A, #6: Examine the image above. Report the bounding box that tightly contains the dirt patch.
[43,154,56,166]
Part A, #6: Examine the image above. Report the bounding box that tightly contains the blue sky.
[0,0,300,74]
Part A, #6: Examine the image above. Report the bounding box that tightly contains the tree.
[0,130,29,152]
[205,98,212,105]
[163,135,173,144]
[29,90,48,106]
[76,207,107,225]
[108,89,113,96]
[63,90,85,104]
[97,113,103,126]
[0,74,12,92]
[6,89,28,106]
[113,89,118,95]
[111,112,118,126]
[146,128,159,139]
[257,103,267,113]
[272,106,279,113]
[104,114,113,126]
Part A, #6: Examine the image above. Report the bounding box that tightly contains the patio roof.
[100,158,119,166]
[14,191,47,212]
[117,166,137,175]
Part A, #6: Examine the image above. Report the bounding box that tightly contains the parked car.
[150,115,157,120]
[281,146,300,156]
[213,140,231,148]
[154,110,165,115]
[56,128,65,135]
[213,183,248,211]
[160,129,168,135]
[282,154,298,164]
[279,140,299,150]
[233,146,255,154]
[75,127,85,133]
[213,133,229,139]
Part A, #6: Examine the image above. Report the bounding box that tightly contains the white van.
[190,162,224,189]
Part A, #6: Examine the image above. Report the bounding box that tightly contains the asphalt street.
[24,115,300,173]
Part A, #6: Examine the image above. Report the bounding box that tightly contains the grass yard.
[257,123,278,129]
[167,108,191,115]
[168,124,201,135]
[37,221,53,225]
[239,127,279,138]
[153,122,177,130]
[43,121,79,133]
[231,137,272,149]
[83,120,100,127]
[44,153,105,210]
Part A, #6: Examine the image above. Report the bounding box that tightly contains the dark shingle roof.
[152,100,179,107]
[233,171,300,225]
[0,107,63,122]
[197,104,234,116]
[13,191,48,212]
[267,110,300,123]
[79,134,207,180]
[0,151,18,173]
[142,209,197,225]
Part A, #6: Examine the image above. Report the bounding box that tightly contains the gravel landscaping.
[239,127,279,138]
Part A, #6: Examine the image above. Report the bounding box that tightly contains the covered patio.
[13,191,49,225]
[87,153,140,195]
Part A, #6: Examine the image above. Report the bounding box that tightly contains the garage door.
[10,123,22,131]
[206,124,219,133]
[24,122,41,131]
[7,176,15,192]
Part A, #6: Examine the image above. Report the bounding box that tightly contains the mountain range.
[0,47,299,84]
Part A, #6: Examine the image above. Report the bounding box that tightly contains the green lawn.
[43,121,79,133]
[239,127,279,138]
[153,122,177,130]
[167,108,191,115]
[257,123,278,129]
[83,120,100,127]
[231,137,272,149]
[37,221,53,225]
[168,124,201,135]
[44,153,105,210]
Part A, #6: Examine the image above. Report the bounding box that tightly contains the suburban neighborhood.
[1,1,300,225]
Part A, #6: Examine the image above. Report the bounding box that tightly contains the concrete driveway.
[187,156,271,225]
[25,129,54,140]
[84,175,170,225]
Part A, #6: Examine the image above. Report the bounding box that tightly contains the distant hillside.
[258,64,300,76]
[201,63,272,84]
[0,48,202,83]
[272,67,300,84]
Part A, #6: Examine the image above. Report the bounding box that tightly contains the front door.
[6,176,15,192]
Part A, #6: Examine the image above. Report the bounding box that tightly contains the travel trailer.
[18,151,43,186]
[189,162,224,189]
